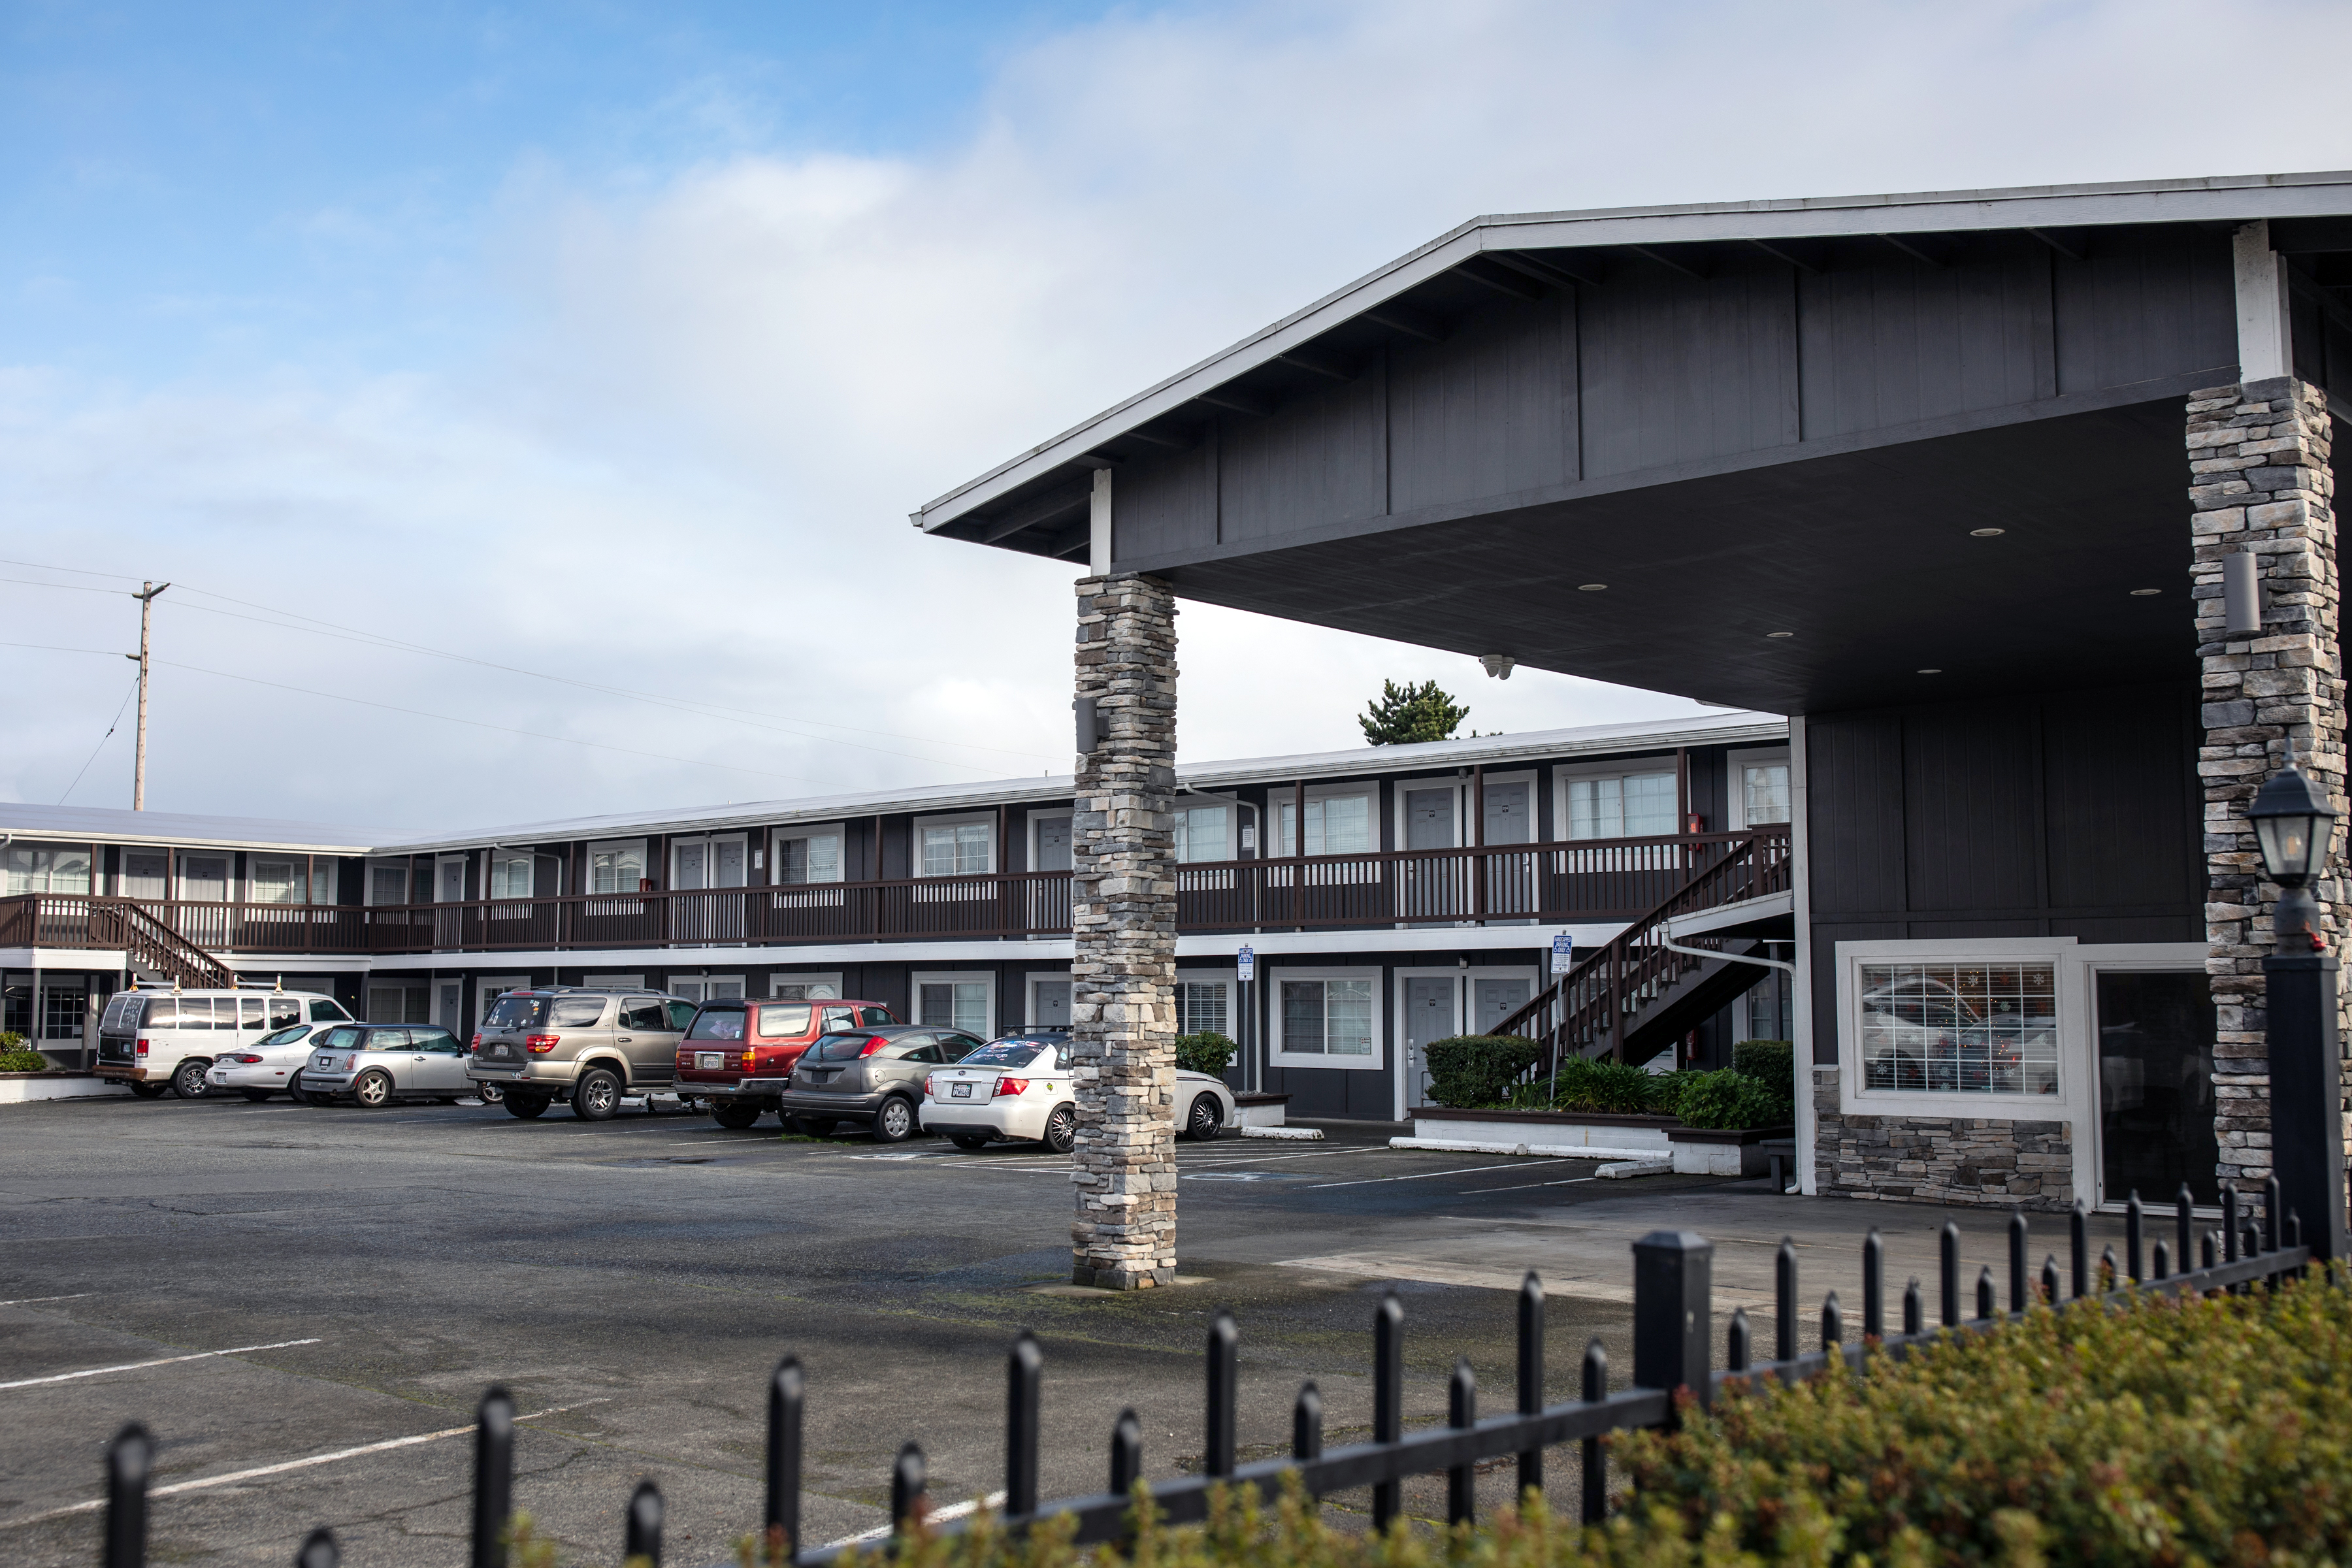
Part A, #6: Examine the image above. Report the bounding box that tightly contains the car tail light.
[525,1034,560,1054]
[227,1053,264,1064]
[857,1036,890,1058]
[995,1077,1029,1098]
[471,1033,483,1049]
[923,1074,937,1098]
[136,1037,150,1055]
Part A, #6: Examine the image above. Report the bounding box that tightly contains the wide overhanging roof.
[914,171,2352,713]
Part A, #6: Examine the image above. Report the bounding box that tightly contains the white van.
[97,986,355,1100]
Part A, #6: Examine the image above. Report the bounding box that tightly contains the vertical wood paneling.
[1797,247,2053,438]
[1387,294,1572,513]
[1580,259,1801,479]
[1903,701,2040,912]
[1111,439,1214,559]
[1805,713,1907,915]
[2051,230,2236,394]
[1218,376,1385,542]
[2042,685,2198,910]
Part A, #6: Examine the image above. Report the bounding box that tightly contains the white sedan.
[921,1034,1237,1153]
[206,1022,331,1102]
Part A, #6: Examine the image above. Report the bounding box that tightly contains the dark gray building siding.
[1803,681,2204,1064]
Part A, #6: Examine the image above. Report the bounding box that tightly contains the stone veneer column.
[2192,376,2344,1192]
[1068,574,1179,1289]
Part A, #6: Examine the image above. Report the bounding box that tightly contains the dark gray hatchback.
[762,1024,983,1142]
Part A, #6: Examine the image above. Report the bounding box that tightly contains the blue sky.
[8,0,2352,830]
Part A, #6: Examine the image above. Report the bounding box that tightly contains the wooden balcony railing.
[0,830,1789,960]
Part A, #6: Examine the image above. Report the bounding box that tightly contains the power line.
[57,677,139,806]
[0,557,1056,765]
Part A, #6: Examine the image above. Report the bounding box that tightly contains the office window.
[1173,805,1231,864]
[1281,978,1374,1056]
[1176,980,1230,1037]
[1275,793,1373,857]
[776,831,843,885]
[921,821,992,877]
[1565,772,1676,840]
[589,841,646,894]
[1858,960,2057,1096]
[489,853,534,899]
[5,846,91,895]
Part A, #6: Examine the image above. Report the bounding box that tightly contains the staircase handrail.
[87,896,237,990]
[1490,830,1788,1064]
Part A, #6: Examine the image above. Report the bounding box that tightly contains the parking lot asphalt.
[0,1096,2125,1565]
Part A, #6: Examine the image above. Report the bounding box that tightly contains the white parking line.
[0,1337,323,1392]
[1307,1158,1584,1190]
[1,1399,602,1527]
[1462,1175,1601,1194]
[821,1490,1007,1549]
[0,1293,93,1308]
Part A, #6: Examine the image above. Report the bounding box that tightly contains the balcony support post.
[1069,572,1180,1290]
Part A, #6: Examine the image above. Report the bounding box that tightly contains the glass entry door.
[2095,970,2219,1207]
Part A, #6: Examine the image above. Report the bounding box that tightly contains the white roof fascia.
[913,171,2352,534]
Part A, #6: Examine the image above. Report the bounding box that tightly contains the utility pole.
[127,581,169,809]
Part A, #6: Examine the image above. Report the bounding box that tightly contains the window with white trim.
[1176,979,1231,1037]
[1564,770,1676,839]
[364,858,413,906]
[488,851,534,899]
[1858,959,2057,1096]
[914,972,993,1035]
[916,816,994,877]
[1279,976,1375,1058]
[1173,804,1232,864]
[1727,747,1792,830]
[588,840,646,894]
[6,845,93,896]
[249,858,301,904]
[1275,792,1373,857]
[771,973,843,1000]
[774,825,845,885]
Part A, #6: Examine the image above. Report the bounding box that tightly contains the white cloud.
[9,0,2352,826]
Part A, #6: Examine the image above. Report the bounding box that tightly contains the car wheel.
[286,1072,307,1105]
[504,1093,549,1119]
[240,1088,274,1103]
[1042,1104,1077,1154]
[573,1068,622,1121]
[171,1060,211,1100]
[711,1101,761,1130]
[353,1070,395,1110]
[129,1083,169,1099]
[948,1133,991,1151]
[1186,1094,1224,1141]
[478,1083,504,1105]
[789,1116,835,1137]
[872,1096,917,1143]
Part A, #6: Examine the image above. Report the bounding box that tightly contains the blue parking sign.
[1550,932,1575,975]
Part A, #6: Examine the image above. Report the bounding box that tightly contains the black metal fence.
[91,1183,2314,1568]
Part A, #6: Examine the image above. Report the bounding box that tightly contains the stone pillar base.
[1072,1262,1175,1291]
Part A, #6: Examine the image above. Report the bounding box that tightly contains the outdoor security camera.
[1480,653,1515,681]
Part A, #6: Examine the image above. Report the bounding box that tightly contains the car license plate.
[314,1054,331,1068]
[697,1053,722,1070]
[951,1083,973,1099]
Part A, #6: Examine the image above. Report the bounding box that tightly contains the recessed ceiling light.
[1969,527,2006,538]
[1917,668,1942,675]
[1765,631,1795,639]
[1576,583,1607,592]
[2130,587,2162,596]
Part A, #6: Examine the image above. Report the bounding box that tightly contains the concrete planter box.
[1403,1106,1678,1160]
[1232,1092,1289,1129]
[1665,1124,1796,1176]
[1,1071,131,1105]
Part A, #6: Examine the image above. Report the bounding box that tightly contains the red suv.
[676,998,898,1128]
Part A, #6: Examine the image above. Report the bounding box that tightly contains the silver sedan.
[205,1022,330,1102]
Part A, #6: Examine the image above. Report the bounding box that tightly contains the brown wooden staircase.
[1490,830,1789,1070]
[83,898,237,990]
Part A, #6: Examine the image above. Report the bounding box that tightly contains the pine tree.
[1358,679,1469,745]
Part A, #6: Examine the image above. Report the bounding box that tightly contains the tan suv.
[466,987,694,1120]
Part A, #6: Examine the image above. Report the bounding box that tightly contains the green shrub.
[0,1048,49,1073]
[1659,1066,1790,1129]
[1174,1031,1238,1077]
[1731,1037,1793,1102]
[0,1029,24,1051]
[1422,1034,1542,1108]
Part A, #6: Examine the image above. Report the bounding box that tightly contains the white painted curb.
[1597,1158,1674,1179]
[1386,1136,1661,1160]
[1239,1125,1322,1140]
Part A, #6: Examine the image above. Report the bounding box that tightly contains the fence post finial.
[625,1480,663,1567]
[1516,1271,1544,1495]
[1007,1331,1043,1517]
[472,1387,515,1568]
[295,1526,339,1568]
[1632,1230,1713,1416]
[104,1422,152,1568]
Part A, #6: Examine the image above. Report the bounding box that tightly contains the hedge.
[1652,1068,1791,1130]
[770,1271,2352,1568]
[1729,1039,1792,1105]
[1176,1032,1239,1077]
[1422,1035,1543,1108]
[1510,1057,1658,1116]
[0,1048,48,1073]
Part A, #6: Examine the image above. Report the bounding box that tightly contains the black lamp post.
[2249,742,2347,1262]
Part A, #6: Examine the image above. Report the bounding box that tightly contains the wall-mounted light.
[2225,550,2262,637]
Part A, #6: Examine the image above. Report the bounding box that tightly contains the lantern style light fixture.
[2248,740,2340,951]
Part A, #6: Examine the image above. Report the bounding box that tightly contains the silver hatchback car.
[304,1024,475,1108]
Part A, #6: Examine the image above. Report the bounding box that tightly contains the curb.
[1386,1135,1662,1160]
